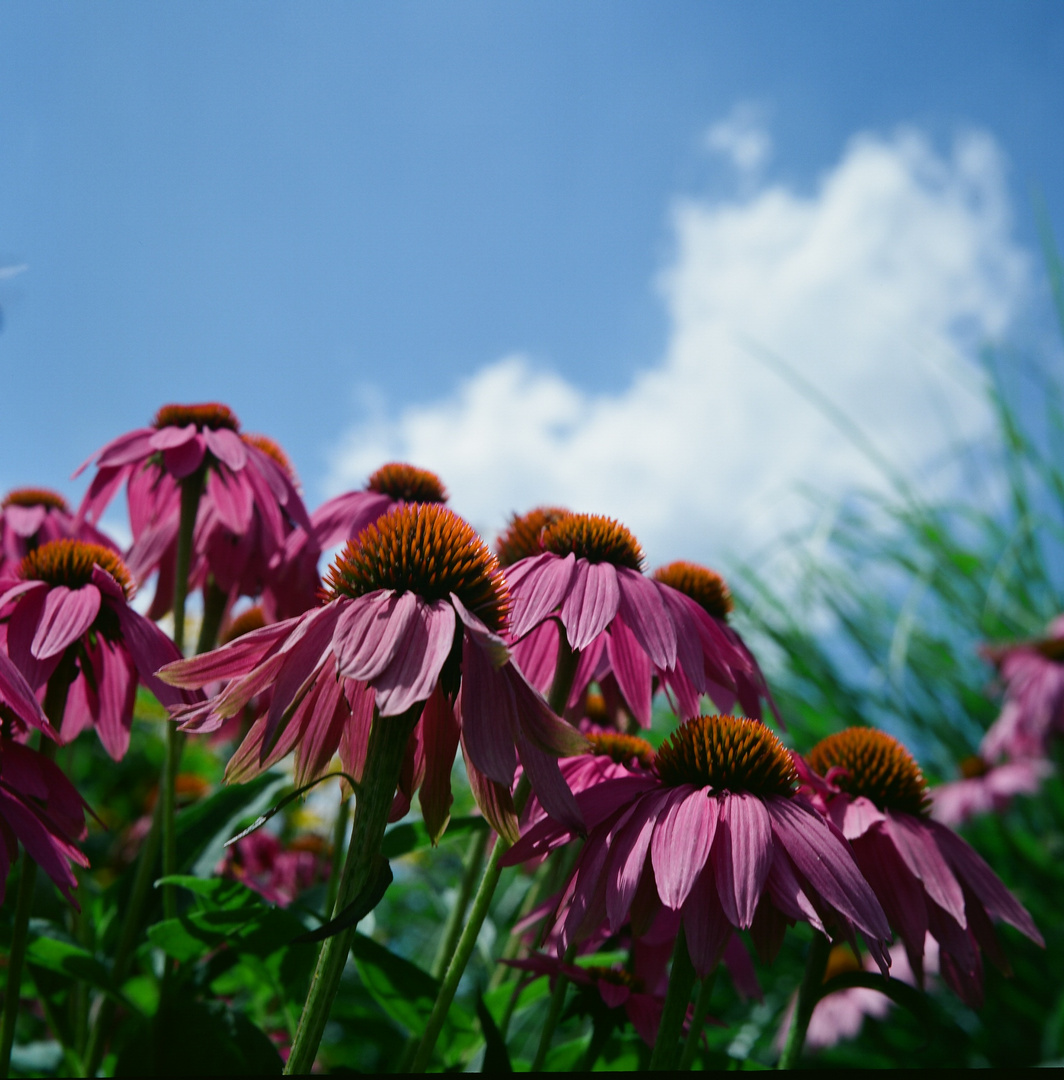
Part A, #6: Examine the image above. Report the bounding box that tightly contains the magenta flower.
[74,403,311,619]
[0,650,88,904]
[801,728,1043,1007]
[1,488,116,574]
[503,714,891,977]
[930,755,1051,828]
[160,503,587,842]
[506,514,771,730]
[0,540,198,760]
[980,617,1064,762]
[218,830,331,908]
[269,462,449,621]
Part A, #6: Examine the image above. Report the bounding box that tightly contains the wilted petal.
[652,787,719,910]
[463,739,519,844]
[712,792,773,929]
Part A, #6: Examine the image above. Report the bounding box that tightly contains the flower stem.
[678,970,716,1070]
[648,925,697,1071]
[324,794,351,920]
[284,707,420,1076]
[530,944,576,1071]
[431,826,490,980]
[777,932,831,1070]
[0,853,39,1080]
[162,474,203,923]
[195,576,228,657]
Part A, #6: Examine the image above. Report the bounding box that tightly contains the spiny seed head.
[653,561,733,621]
[153,402,240,431]
[495,506,569,567]
[586,731,655,769]
[323,504,508,633]
[807,728,930,817]
[20,539,134,601]
[583,692,610,726]
[3,488,69,512]
[655,714,796,796]
[540,513,644,571]
[243,434,296,481]
[366,463,448,504]
[959,754,989,780]
[221,605,267,645]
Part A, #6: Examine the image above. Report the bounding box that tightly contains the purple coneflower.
[1,488,116,574]
[931,754,1051,828]
[0,540,196,759]
[801,727,1043,1007]
[505,514,769,729]
[160,502,587,841]
[504,714,891,977]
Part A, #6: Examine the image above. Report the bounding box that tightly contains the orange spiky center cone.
[807,727,931,817]
[586,731,655,768]
[153,402,240,431]
[221,605,268,645]
[495,506,569,567]
[3,488,69,512]
[653,560,733,621]
[20,539,134,601]
[540,513,645,571]
[366,462,448,504]
[655,714,796,796]
[323,503,508,633]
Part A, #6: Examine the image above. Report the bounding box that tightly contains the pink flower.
[0,650,88,904]
[160,504,588,842]
[1,488,119,578]
[801,728,1043,1007]
[980,617,1064,761]
[218,830,330,907]
[0,540,199,760]
[931,755,1051,828]
[506,514,773,730]
[503,715,891,978]
[74,403,311,619]
[268,463,449,621]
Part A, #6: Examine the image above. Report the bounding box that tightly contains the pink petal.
[929,819,1044,945]
[0,789,85,904]
[462,740,519,844]
[373,600,456,715]
[332,591,416,682]
[450,592,508,666]
[206,466,254,535]
[31,585,101,659]
[683,865,734,978]
[652,787,719,910]
[157,616,297,687]
[562,827,612,950]
[76,428,154,473]
[162,434,207,478]
[456,637,519,784]
[765,848,826,933]
[204,427,248,471]
[4,504,47,538]
[5,584,61,689]
[516,732,583,835]
[884,812,966,928]
[113,602,197,708]
[722,936,762,1002]
[338,678,375,783]
[125,516,180,583]
[0,648,52,735]
[76,466,129,525]
[509,620,558,695]
[566,634,607,709]
[149,424,198,451]
[311,490,393,551]
[293,674,349,786]
[605,617,653,727]
[616,570,677,670]
[509,553,576,641]
[560,560,620,651]
[418,685,461,843]
[712,792,773,929]
[768,795,890,941]
[506,662,588,757]
[605,790,671,931]
[0,578,49,611]
[828,794,886,840]
[241,452,288,543]
[93,640,137,761]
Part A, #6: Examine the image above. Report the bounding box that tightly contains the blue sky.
[2,2,1062,563]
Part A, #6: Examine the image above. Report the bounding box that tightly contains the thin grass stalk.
[529,944,575,1071]
[284,706,421,1075]
[432,826,491,980]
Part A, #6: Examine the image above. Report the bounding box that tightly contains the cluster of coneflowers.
[0,401,1047,1073]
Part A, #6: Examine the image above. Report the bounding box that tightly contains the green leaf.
[476,993,513,1073]
[294,856,392,943]
[350,932,440,1036]
[380,814,488,859]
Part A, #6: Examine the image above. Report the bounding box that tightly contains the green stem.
[410,630,581,1072]
[284,707,421,1076]
[162,473,202,923]
[648,925,697,1071]
[678,971,716,1071]
[777,932,831,1070]
[0,852,39,1079]
[82,803,162,1076]
[324,795,351,920]
[530,944,575,1071]
[195,576,228,657]
[431,827,490,980]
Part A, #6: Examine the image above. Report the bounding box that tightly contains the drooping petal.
[652,787,719,911]
[373,600,456,715]
[616,570,677,670]
[5,584,60,689]
[764,847,826,934]
[462,738,519,844]
[31,585,101,659]
[508,553,576,641]
[884,812,966,928]
[76,428,154,474]
[157,616,297,687]
[712,792,773,929]
[0,788,85,904]
[606,616,653,728]
[450,592,508,667]
[293,674,349,787]
[767,795,890,941]
[93,640,137,761]
[418,684,461,843]
[560,560,620,651]
[723,936,762,1002]
[4,504,47,538]
[311,490,393,552]
[333,591,415,682]
[827,794,887,840]
[516,731,583,835]
[113,600,200,708]
[507,662,589,757]
[509,620,558,695]
[0,649,52,735]
[606,790,672,932]
[206,465,254,535]
[161,433,207,478]
[683,864,735,978]
[456,639,519,784]
[203,427,248,471]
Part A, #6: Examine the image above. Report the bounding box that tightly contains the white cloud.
[705,103,772,177]
[328,125,1029,571]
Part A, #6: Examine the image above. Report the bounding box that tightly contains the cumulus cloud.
[705,103,773,177]
[328,125,1029,569]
